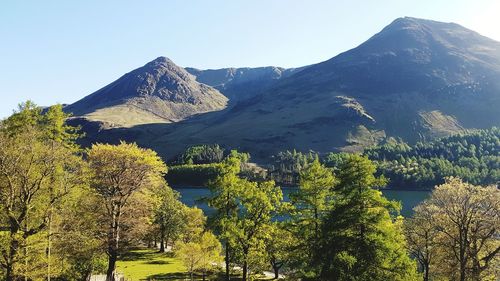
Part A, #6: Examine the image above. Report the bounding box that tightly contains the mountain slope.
[185,66,306,101]
[65,57,228,127]
[71,17,500,162]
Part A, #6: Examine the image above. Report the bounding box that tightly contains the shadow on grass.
[147,272,188,280]
[119,248,173,262]
[146,260,172,265]
[147,271,238,281]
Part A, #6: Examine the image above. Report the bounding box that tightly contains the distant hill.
[65,57,227,127]
[68,17,500,162]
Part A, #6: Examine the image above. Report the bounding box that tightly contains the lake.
[173,187,430,217]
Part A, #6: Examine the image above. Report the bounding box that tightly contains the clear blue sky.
[1,0,499,118]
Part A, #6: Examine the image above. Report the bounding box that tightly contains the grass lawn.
[117,248,192,280]
[117,247,273,281]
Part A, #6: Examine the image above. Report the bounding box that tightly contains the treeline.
[166,147,261,186]
[267,128,499,188]
[365,128,500,188]
[167,164,223,186]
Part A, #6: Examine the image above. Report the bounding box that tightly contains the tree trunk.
[270,259,282,280]
[225,242,230,281]
[85,271,92,281]
[5,249,16,281]
[423,262,429,281]
[242,247,249,281]
[459,234,467,281]
[470,241,482,281]
[242,260,248,281]
[23,219,29,281]
[159,224,165,253]
[106,253,117,281]
[47,210,53,281]
[106,248,118,281]
[165,233,170,253]
[273,265,280,279]
[5,235,18,281]
[106,205,121,281]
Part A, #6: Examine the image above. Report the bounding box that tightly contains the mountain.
[69,17,500,162]
[185,66,306,101]
[65,57,228,127]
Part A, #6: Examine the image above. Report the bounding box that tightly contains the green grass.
[116,248,272,281]
[116,248,190,280]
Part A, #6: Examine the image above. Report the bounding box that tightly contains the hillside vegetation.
[366,127,500,188]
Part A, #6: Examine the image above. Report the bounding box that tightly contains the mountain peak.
[66,56,228,126]
[147,56,176,67]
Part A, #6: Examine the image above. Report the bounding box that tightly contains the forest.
[167,128,499,190]
[365,128,500,188]
[0,103,498,281]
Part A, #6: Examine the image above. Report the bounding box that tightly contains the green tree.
[289,158,335,277]
[87,142,167,281]
[270,150,317,185]
[176,231,223,281]
[365,127,500,188]
[55,187,107,280]
[323,152,351,172]
[153,186,184,252]
[0,103,85,281]
[263,222,296,279]
[180,206,206,244]
[178,144,225,164]
[315,154,419,281]
[206,156,243,281]
[227,180,283,281]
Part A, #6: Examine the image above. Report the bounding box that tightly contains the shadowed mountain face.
[69,17,500,162]
[65,57,227,127]
[185,66,307,101]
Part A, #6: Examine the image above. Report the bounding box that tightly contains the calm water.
[173,187,430,218]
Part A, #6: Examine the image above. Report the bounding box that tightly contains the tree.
[270,150,317,185]
[405,204,439,281]
[365,127,500,189]
[0,103,85,281]
[410,178,499,281]
[323,152,351,172]
[153,186,184,252]
[227,180,283,281]
[87,142,167,281]
[180,206,206,244]
[290,157,335,271]
[178,144,225,164]
[176,231,223,281]
[54,187,107,280]
[263,222,296,279]
[206,156,243,281]
[315,154,419,281]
